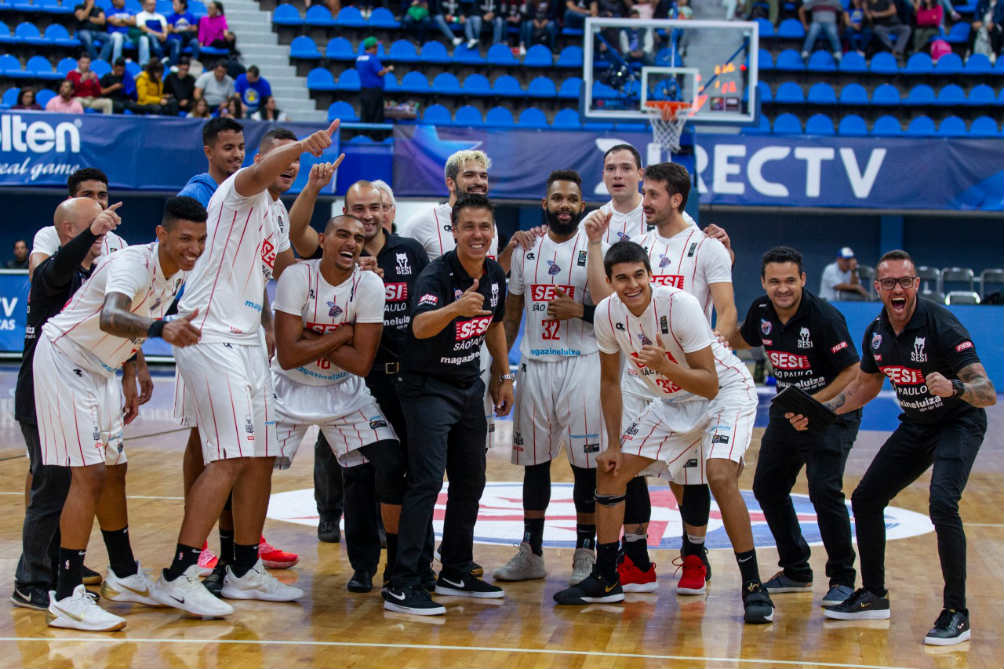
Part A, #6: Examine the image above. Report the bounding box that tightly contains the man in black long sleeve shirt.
[11,199,123,610]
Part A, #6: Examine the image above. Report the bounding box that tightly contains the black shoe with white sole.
[553,571,624,605]
[924,609,970,646]
[203,561,227,597]
[742,581,775,624]
[382,585,446,615]
[10,585,49,611]
[434,569,503,599]
[822,587,890,620]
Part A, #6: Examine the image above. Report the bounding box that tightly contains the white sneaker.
[101,562,163,607]
[452,37,463,47]
[466,39,478,49]
[48,584,126,632]
[570,548,595,585]
[492,542,546,581]
[221,559,303,602]
[154,564,234,617]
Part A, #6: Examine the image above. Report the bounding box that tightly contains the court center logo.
[267,482,933,550]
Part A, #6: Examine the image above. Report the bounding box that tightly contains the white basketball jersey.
[272,261,384,386]
[595,285,748,402]
[43,242,185,376]
[178,170,290,344]
[32,225,128,259]
[402,201,499,261]
[509,229,605,361]
[598,200,647,245]
[263,198,291,279]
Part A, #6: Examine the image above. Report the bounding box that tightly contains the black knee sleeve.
[363,440,406,505]
[594,491,626,506]
[571,465,595,514]
[622,476,651,525]
[523,462,551,511]
[679,483,710,527]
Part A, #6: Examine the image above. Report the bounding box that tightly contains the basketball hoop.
[644,100,692,155]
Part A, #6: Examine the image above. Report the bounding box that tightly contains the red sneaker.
[259,536,298,569]
[675,554,708,595]
[617,554,657,593]
[197,541,218,577]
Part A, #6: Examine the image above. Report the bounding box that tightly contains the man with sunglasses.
[786,249,997,646]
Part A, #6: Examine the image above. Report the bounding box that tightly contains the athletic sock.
[218,529,235,566]
[523,517,545,556]
[165,543,202,581]
[231,542,259,578]
[55,547,85,600]
[681,531,706,557]
[101,526,137,577]
[735,549,760,585]
[576,524,596,551]
[596,541,619,581]
[622,532,651,571]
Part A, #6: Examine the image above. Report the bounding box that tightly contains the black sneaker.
[203,561,227,597]
[434,545,482,577]
[697,545,712,582]
[420,567,437,592]
[10,585,49,611]
[382,584,446,616]
[347,569,373,593]
[742,581,775,624]
[822,588,890,620]
[318,518,341,544]
[434,569,504,599]
[553,570,624,605]
[81,565,102,586]
[924,609,971,646]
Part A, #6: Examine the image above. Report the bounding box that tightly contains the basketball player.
[37,197,208,631]
[158,123,338,613]
[494,170,605,586]
[553,241,774,625]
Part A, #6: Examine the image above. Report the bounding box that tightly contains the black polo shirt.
[402,250,506,384]
[741,290,860,416]
[361,232,429,368]
[860,298,981,425]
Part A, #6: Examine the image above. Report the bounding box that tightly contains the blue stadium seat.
[758,48,774,70]
[906,115,936,135]
[582,119,614,131]
[551,108,581,129]
[325,37,354,60]
[557,76,581,98]
[14,22,45,45]
[453,105,483,127]
[996,57,1004,75]
[807,50,836,72]
[37,0,71,14]
[945,21,970,43]
[452,43,483,65]
[125,61,140,77]
[757,80,771,103]
[26,55,58,79]
[615,122,647,132]
[347,135,376,144]
[305,5,336,27]
[486,43,516,65]
[963,53,991,74]
[491,74,521,97]
[742,115,771,135]
[336,68,360,91]
[383,72,399,92]
[368,7,399,28]
[0,23,12,46]
[755,17,774,38]
[869,52,898,74]
[189,0,207,16]
[34,88,55,106]
[518,107,548,128]
[556,45,582,68]
[772,113,802,134]
[774,81,804,103]
[807,82,836,104]
[307,68,335,91]
[904,52,933,74]
[776,18,805,39]
[935,84,965,105]
[124,0,143,13]
[289,35,321,59]
[938,116,967,136]
[335,6,366,27]
[871,83,900,105]
[872,115,902,135]
[838,82,868,105]
[400,71,430,93]
[432,71,461,95]
[967,83,994,105]
[774,49,804,71]
[838,50,867,72]
[0,54,23,78]
[56,56,77,76]
[526,76,556,98]
[327,101,357,122]
[422,104,451,124]
[90,58,111,77]
[969,116,1001,137]
[44,23,78,46]
[933,52,963,74]
[461,73,491,95]
[0,86,18,108]
[805,113,835,135]
[387,39,418,62]
[591,80,617,99]
[904,84,935,105]
[837,114,868,136]
[419,40,450,63]
[523,44,552,67]
[485,106,515,126]
[272,4,303,26]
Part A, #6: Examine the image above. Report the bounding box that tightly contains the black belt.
[373,361,399,374]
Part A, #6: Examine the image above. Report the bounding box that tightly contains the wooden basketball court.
[0,370,1000,669]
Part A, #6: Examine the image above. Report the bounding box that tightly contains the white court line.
[0,492,183,501]
[0,636,923,669]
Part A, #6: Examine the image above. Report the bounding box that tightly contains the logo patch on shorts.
[369,418,388,430]
[583,442,600,453]
[684,458,699,468]
[711,434,729,444]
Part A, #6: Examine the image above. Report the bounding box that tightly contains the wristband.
[581,304,596,323]
[951,378,965,398]
[498,373,514,383]
[147,319,166,339]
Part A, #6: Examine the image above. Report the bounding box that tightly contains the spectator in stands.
[234,65,271,115]
[434,0,468,46]
[100,0,135,65]
[45,81,85,114]
[505,1,529,53]
[194,60,235,108]
[199,1,237,53]
[134,60,177,115]
[168,0,201,65]
[135,0,170,66]
[912,0,944,52]
[564,0,597,30]
[219,93,244,118]
[468,0,505,48]
[99,57,137,113]
[74,0,106,61]
[12,88,42,111]
[800,0,844,62]
[403,1,434,42]
[820,247,870,300]
[969,0,1004,60]
[594,0,626,53]
[844,0,873,55]
[619,7,655,61]
[357,36,392,123]
[739,0,779,25]
[867,0,910,61]
[250,94,287,121]
[187,96,211,118]
[7,241,29,270]
[304,0,342,19]
[66,54,114,114]
[165,56,196,113]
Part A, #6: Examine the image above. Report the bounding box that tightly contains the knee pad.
[523,462,551,511]
[570,465,596,514]
[594,490,626,507]
[679,484,710,527]
[622,476,651,524]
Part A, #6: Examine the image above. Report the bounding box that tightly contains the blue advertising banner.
[0,112,340,193]
[393,125,1003,211]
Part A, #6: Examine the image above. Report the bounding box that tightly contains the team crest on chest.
[616,231,631,241]
[328,298,343,319]
[761,319,772,336]
[546,260,561,275]
[395,252,411,276]
[637,333,653,346]
[872,333,883,350]
[658,255,671,268]
[797,327,812,349]
[911,336,927,363]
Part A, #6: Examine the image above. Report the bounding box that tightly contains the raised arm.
[234,121,338,198]
[287,159,344,257]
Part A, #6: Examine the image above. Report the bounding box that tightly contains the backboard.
[581,18,759,125]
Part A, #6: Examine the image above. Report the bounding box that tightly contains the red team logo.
[629,351,681,394]
[530,284,575,301]
[766,350,812,370]
[455,315,492,340]
[651,274,685,288]
[261,238,276,271]
[384,282,408,302]
[879,365,925,385]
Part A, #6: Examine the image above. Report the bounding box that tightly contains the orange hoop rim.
[644,100,692,119]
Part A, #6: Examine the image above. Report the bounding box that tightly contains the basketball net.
[645,101,691,155]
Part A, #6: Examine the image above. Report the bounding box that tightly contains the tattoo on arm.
[958,363,997,408]
[99,293,153,339]
[825,393,846,412]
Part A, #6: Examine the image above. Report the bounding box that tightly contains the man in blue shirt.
[356,36,393,123]
[167,0,200,65]
[234,65,272,116]
[178,117,244,205]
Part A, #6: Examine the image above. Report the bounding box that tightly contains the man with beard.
[494,170,606,586]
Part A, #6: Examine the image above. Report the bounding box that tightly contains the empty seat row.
[292,36,582,68]
[0,0,73,15]
[761,81,1001,106]
[751,112,1001,137]
[0,21,78,46]
[308,67,584,99]
[274,4,398,29]
[0,54,145,79]
[328,101,636,131]
[760,48,1001,75]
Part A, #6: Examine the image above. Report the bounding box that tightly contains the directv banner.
[0,112,340,193]
[393,125,1003,211]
